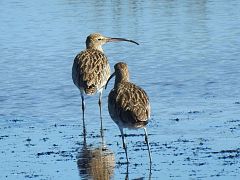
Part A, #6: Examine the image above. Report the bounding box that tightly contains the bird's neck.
[87,45,104,53]
[114,76,129,88]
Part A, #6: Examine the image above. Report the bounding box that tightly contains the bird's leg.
[98,90,104,137]
[98,90,103,119]
[120,128,129,163]
[81,92,86,136]
[125,162,129,180]
[148,162,152,179]
[144,128,152,164]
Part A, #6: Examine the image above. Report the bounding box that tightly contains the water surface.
[0,0,240,179]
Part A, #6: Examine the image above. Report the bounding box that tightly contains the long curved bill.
[105,72,116,89]
[107,37,139,45]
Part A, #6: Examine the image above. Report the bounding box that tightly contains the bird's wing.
[72,49,110,94]
[115,82,150,123]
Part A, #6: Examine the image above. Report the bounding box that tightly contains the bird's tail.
[83,83,97,95]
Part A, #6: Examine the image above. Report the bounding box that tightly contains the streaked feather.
[108,81,150,129]
[72,49,111,95]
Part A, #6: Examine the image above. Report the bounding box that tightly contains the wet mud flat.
[1,103,240,180]
[1,0,240,179]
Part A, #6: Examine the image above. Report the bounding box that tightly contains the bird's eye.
[97,38,102,41]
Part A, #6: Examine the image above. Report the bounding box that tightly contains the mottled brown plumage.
[108,80,150,129]
[72,48,110,95]
[106,62,152,163]
[72,33,139,135]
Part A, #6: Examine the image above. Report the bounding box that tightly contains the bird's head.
[86,33,139,52]
[105,62,129,89]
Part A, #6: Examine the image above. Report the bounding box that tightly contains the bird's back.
[72,49,111,95]
[108,81,150,129]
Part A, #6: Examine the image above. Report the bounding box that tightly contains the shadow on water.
[76,134,115,180]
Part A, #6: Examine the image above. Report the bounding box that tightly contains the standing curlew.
[72,33,139,134]
[105,62,152,163]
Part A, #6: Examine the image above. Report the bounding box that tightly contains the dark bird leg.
[98,89,104,137]
[144,128,152,164]
[80,91,86,136]
[125,162,129,180]
[148,162,152,179]
[120,127,129,163]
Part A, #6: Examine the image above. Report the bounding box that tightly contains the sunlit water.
[0,0,240,179]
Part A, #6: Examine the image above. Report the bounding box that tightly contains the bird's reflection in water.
[77,135,115,180]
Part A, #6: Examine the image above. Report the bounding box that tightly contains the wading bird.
[106,62,152,163]
[72,33,139,134]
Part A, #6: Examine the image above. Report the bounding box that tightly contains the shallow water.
[1,0,240,179]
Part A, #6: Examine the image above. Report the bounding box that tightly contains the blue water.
[1,0,240,179]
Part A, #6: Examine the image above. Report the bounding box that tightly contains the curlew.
[105,62,152,163]
[72,33,139,134]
